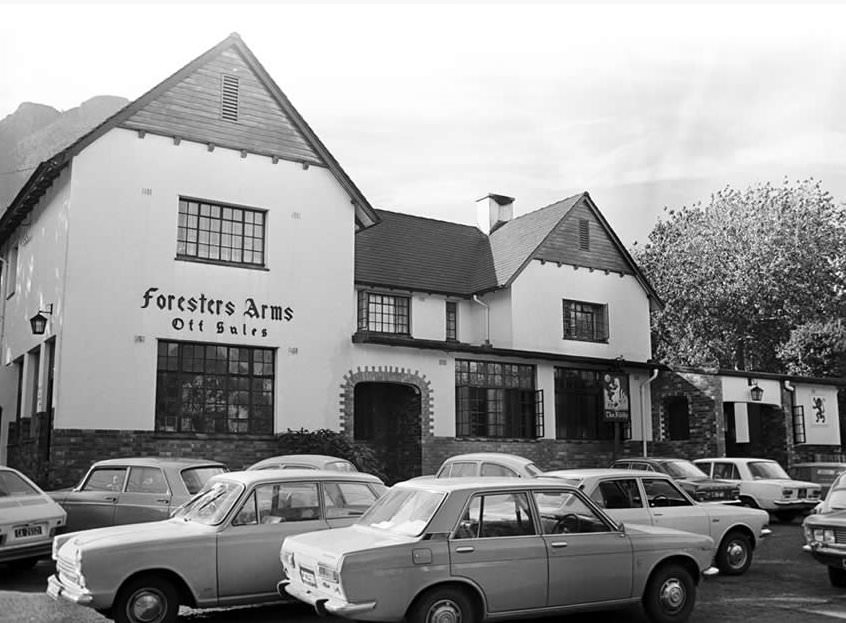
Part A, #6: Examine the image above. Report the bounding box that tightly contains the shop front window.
[554,368,616,440]
[155,340,274,434]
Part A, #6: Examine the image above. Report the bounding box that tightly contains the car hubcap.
[130,590,165,623]
[727,541,747,568]
[659,578,686,613]
[428,599,462,623]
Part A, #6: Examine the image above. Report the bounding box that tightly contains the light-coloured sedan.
[49,456,227,532]
[434,452,544,478]
[0,466,66,568]
[281,477,717,623]
[47,469,386,623]
[248,454,358,472]
[546,468,771,575]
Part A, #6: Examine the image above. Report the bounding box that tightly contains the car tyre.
[408,586,477,623]
[113,575,179,623]
[828,566,846,587]
[716,530,752,575]
[642,563,696,623]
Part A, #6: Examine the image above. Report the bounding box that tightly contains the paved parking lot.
[2,521,846,623]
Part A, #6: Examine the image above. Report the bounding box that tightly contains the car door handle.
[550,541,568,548]
[454,546,475,553]
[156,499,170,504]
[103,496,117,502]
[653,513,664,516]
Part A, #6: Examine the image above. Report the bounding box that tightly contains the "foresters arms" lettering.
[140,287,293,321]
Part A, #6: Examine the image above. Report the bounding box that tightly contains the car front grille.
[56,556,80,587]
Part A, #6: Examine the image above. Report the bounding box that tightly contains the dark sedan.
[611,457,740,503]
[49,457,227,532]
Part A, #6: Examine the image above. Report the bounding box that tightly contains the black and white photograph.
[0,2,845,622]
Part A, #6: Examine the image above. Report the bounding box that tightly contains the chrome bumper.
[279,580,376,617]
[46,574,93,606]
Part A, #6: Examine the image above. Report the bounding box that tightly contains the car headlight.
[812,528,836,544]
[782,488,793,497]
[281,549,295,572]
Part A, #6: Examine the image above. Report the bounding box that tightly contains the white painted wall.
[795,384,840,446]
[722,376,781,406]
[49,128,358,433]
[507,260,652,360]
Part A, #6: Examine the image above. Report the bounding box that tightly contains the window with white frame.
[177,198,266,267]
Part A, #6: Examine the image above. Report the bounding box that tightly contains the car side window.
[533,490,612,534]
[83,468,127,492]
[233,491,259,526]
[481,463,519,477]
[713,463,740,480]
[444,462,477,477]
[643,478,692,507]
[126,467,169,494]
[592,479,643,509]
[454,492,535,539]
[323,482,381,518]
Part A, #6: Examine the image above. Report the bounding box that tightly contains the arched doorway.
[354,382,422,484]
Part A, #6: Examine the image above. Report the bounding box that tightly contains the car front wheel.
[642,563,696,623]
[828,566,846,587]
[716,530,752,575]
[113,575,179,623]
[408,586,477,623]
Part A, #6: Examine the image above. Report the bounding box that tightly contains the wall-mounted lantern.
[748,377,764,402]
[29,303,53,335]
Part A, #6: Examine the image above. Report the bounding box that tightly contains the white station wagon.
[545,468,771,575]
[281,477,717,623]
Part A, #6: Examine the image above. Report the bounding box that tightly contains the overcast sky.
[2,1,845,247]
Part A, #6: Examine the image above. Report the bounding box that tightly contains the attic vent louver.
[579,218,590,251]
[221,74,239,121]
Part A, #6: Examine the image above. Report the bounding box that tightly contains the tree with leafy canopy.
[633,178,846,373]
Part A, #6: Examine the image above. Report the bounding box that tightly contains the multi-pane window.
[155,340,274,435]
[455,359,543,439]
[357,291,410,334]
[793,405,807,444]
[5,245,17,297]
[177,198,265,266]
[666,396,690,440]
[446,301,457,341]
[562,299,608,342]
[554,368,616,440]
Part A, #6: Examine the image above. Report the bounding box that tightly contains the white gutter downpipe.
[472,295,491,346]
[639,368,659,457]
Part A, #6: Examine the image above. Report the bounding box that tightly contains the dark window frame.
[554,367,625,441]
[793,405,807,444]
[562,299,608,342]
[445,301,458,341]
[666,396,691,440]
[357,290,411,335]
[155,339,274,435]
[177,197,266,268]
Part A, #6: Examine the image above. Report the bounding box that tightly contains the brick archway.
[339,367,432,483]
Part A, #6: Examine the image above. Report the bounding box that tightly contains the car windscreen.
[358,486,446,536]
[181,466,228,494]
[173,480,243,525]
[662,460,708,479]
[826,489,846,511]
[0,470,39,496]
[748,461,790,480]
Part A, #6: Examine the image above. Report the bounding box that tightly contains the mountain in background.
[0,95,128,211]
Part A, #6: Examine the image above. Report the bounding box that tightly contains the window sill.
[562,336,609,344]
[175,256,269,271]
[153,432,276,441]
[455,436,543,443]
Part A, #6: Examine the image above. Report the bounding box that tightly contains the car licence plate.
[300,568,317,587]
[14,525,43,538]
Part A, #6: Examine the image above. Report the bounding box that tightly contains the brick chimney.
[476,193,515,235]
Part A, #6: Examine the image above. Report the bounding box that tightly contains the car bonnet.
[0,494,64,524]
[57,517,209,551]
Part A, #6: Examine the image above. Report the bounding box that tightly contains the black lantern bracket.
[747,378,764,402]
[30,303,54,335]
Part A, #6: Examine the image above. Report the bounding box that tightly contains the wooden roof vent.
[221,74,239,121]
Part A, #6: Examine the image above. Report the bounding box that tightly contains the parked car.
[790,462,846,497]
[545,468,770,575]
[280,477,717,623]
[610,457,740,503]
[809,471,846,515]
[248,454,358,473]
[434,452,543,478]
[49,457,227,532]
[693,457,821,522]
[47,469,386,623]
[802,507,846,586]
[0,466,66,568]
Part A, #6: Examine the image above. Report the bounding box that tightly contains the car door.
[216,480,326,603]
[641,478,709,536]
[113,466,172,525]
[449,490,547,612]
[63,466,127,531]
[533,488,633,606]
[588,477,653,526]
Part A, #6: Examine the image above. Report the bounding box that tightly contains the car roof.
[694,457,777,464]
[792,462,846,468]
[252,454,352,464]
[90,457,226,468]
[395,476,576,493]
[442,452,535,465]
[211,468,383,486]
[546,468,666,479]
[616,457,691,463]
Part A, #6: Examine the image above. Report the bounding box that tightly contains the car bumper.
[0,541,52,564]
[47,574,94,606]
[279,580,376,617]
[773,500,819,509]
